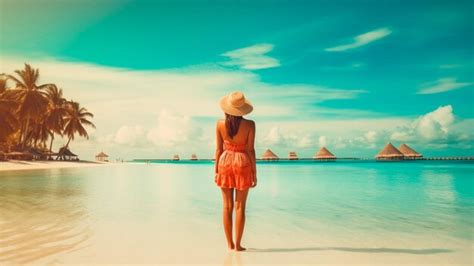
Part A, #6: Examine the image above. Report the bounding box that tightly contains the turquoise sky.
[1,0,473,159]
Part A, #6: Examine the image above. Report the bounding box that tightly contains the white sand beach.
[0,160,106,172]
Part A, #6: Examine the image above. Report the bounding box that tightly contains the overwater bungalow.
[375,143,404,161]
[190,154,198,160]
[314,147,336,160]
[95,151,109,162]
[172,154,180,161]
[398,144,423,159]
[261,149,279,161]
[288,151,298,160]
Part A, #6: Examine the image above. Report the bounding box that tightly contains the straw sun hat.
[219,91,253,116]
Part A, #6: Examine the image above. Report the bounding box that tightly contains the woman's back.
[217,118,255,147]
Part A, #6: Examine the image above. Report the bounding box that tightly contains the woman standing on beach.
[215,91,257,251]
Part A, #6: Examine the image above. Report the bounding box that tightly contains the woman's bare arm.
[215,121,223,176]
[247,121,257,187]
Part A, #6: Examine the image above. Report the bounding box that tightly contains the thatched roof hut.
[261,149,279,161]
[95,151,109,162]
[172,154,180,161]
[58,147,79,161]
[65,149,77,157]
[288,151,298,160]
[375,143,404,160]
[190,154,198,160]
[398,144,422,159]
[314,147,336,160]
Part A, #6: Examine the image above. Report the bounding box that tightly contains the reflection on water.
[0,169,91,264]
[0,161,472,264]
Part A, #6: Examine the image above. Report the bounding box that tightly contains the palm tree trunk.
[48,134,54,160]
[49,134,54,152]
[18,121,24,147]
[65,137,72,148]
[18,122,25,146]
[21,113,31,149]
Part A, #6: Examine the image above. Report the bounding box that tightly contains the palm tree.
[63,100,95,148]
[0,78,6,94]
[45,85,67,152]
[2,64,55,148]
[0,79,19,142]
[29,118,51,149]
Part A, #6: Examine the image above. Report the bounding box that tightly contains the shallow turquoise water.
[0,161,473,264]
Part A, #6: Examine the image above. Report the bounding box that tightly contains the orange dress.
[215,140,255,190]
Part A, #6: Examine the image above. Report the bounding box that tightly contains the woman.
[215,91,257,251]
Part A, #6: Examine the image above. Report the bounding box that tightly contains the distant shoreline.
[132,157,474,163]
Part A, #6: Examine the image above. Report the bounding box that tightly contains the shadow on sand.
[222,247,454,266]
[247,247,453,255]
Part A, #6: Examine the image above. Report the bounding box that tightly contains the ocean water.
[0,161,473,264]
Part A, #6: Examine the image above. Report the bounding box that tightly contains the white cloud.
[390,131,410,142]
[114,126,144,145]
[256,83,366,104]
[146,110,204,147]
[318,136,327,147]
[316,105,473,155]
[262,126,286,147]
[390,105,464,144]
[417,78,472,94]
[261,126,319,150]
[361,130,380,148]
[296,135,313,148]
[258,118,406,150]
[258,106,473,158]
[221,43,280,70]
[415,105,454,139]
[334,137,349,150]
[364,131,378,143]
[325,28,392,52]
[97,134,115,145]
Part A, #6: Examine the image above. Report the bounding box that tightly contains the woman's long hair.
[225,113,243,139]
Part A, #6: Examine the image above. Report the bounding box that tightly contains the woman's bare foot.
[228,242,235,250]
[235,245,246,251]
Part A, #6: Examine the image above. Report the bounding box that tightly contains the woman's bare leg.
[221,187,235,249]
[234,188,249,251]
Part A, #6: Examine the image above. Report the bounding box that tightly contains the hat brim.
[219,95,253,116]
